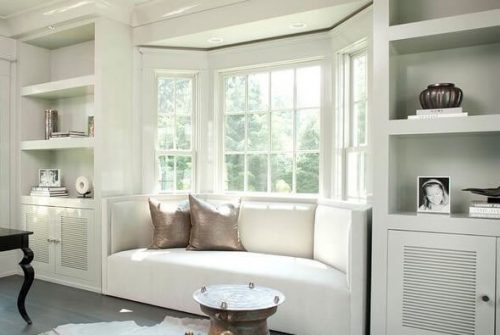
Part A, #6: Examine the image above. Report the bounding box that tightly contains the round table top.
[193,284,285,311]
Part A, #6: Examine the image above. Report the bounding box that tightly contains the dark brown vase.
[419,83,463,109]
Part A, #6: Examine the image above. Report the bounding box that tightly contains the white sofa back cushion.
[239,201,316,258]
[106,195,317,258]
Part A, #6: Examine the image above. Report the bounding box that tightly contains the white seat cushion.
[107,249,350,335]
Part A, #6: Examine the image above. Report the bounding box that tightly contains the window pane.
[296,153,319,194]
[271,154,293,193]
[225,154,245,191]
[176,115,191,150]
[247,113,269,151]
[297,66,320,108]
[176,156,192,191]
[175,79,192,115]
[297,109,320,150]
[158,155,174,192]
[247,154,268,192]
[157,114,174,150]
[271,70,294,110]
[157,78,174,114]
[353,101,367,146]
[248,73,269,112]
[347,151,366,199]
[352,54,367,102]
[225,115,245,151]
[225,76,246,113]
[271,111,293,151]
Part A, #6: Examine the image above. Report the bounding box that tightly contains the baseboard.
[34,274,102,294]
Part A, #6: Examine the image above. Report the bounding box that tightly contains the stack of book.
[469,201,500,219]
[408,107,468,120]
[30,186,69,197]
[50,131,88,138]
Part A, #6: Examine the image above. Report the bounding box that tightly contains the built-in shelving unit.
[16,18,133,293]
[372,1,500,334]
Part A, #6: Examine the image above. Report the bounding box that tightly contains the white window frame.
[216,59,324,195]
[335,39,369,201]
[154,70,198,194]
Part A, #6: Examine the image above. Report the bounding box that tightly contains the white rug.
[40,315,210,335]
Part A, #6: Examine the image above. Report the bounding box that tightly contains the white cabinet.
[387,230,496,335]
[23,205,98,290]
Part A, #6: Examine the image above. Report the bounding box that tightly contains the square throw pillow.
[187,195,245,251]
[148,198,191,249]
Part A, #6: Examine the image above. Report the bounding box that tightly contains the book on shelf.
[30,192,69,197]
[30,186,68,197]
[469,206,500,216]
[50,131,88,138]
[469,212,500,219]
[31,186,67,192]
[471,201,500,208]
[416,107,463,115]
[408,112,468,120]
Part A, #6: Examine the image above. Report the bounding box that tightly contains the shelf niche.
[389,41,500,120]
[388,132,500,214]
[20,149,94,199]
[389,0,500,25]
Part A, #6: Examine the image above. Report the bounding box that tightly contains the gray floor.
[0,275,288,335]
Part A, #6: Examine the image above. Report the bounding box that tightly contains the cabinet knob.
[482,295,490,302]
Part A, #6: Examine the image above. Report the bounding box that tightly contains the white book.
[469,213,500,219]
[471,201,500,208]
[469,206,500,215]
[408,112,468,120]
[416,107,463,115]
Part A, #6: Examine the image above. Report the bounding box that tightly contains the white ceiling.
[151,1,367,49]
[0,0,152,18]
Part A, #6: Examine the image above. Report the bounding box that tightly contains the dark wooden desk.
[0,228,34,324]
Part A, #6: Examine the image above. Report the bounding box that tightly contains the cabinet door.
[387,230,495,335]
[53,207,94,281]
[23,205,53,273]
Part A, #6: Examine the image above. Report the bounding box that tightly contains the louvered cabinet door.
[53,208,95,281]
[23,205,53,273]
[387,230,496,335]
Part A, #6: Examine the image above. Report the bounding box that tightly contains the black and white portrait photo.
[39,169,61,187]
[417,176,450,214]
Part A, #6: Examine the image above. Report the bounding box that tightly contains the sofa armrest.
[314,200,371,335]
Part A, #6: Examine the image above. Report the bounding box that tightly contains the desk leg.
[18,247,34,324]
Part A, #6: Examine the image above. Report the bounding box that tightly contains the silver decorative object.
[45,109,58,139]
[419,83,463,109]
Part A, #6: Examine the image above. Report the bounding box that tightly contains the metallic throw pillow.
[187,195,246,251]
[148,198,191,249]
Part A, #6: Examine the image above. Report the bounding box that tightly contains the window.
[156,73,196,192]
[222,64,321,194]
[336,41,369,200]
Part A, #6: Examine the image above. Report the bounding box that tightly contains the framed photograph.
[39,169,61,187]
[417,176,451,214]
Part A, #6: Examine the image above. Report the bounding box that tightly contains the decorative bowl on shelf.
[419,83,463,109]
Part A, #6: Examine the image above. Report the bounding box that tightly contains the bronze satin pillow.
[187,195,245,251]
[148,198,191,249]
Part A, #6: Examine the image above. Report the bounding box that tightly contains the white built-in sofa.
[101,194,371,335]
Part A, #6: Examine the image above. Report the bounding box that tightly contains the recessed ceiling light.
[289,22,307,30]
[207,37,224,44]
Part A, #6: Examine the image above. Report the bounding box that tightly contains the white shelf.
[388,114,500,135]
[21,195,95,209]
[21,75,95,99]
[389,9,500,54]
[20,137,94,151]
[387,212,500,236]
